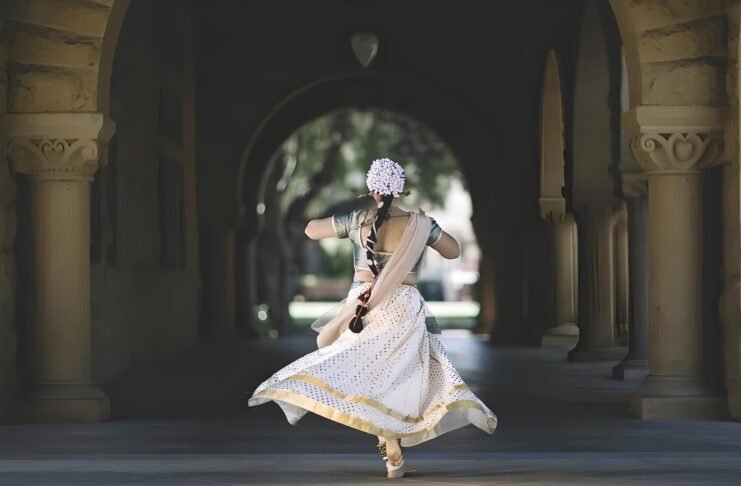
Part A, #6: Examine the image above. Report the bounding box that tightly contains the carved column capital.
[624,106,726,174]
[538,197,566,221]
[7,113,116,181]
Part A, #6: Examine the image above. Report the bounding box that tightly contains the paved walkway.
[2,332,741,484]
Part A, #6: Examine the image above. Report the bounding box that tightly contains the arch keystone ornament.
[7,112,115,422]
[625,105,729,420]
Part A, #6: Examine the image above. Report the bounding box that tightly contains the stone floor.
[2,331,741,484]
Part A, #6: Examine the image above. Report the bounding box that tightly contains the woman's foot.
[380,438,406,479]
[385,439,402,465]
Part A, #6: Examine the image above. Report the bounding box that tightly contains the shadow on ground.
[2,333,741,457]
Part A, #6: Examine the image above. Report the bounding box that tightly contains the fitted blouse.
[332,208,443,274]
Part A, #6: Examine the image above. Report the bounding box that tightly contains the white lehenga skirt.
[248,283,498,446]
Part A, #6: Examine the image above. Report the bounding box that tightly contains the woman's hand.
[304,217,337,240]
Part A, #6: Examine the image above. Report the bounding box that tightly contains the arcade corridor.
[1,0,741,483]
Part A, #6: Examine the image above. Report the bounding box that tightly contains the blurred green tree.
[280,109,460,219]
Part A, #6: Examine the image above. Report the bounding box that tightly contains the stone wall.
[611,0,727,109]
[91,0,200,386]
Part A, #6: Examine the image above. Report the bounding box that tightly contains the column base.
[612,354,649,380]
[541,323,579,346]
[568,346,628,362]
[630,375,728,420]
[29,384,110,423]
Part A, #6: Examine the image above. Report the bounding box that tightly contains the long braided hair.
[349,193,395,333]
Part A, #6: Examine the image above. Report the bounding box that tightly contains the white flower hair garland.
[366,158,405,197]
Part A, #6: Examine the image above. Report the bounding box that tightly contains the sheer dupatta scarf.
[312,211,433,349]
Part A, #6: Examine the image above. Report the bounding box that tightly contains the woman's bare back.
[358,210,411,253]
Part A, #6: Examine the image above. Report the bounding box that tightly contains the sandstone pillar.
[612,175,649,380]
[722,0,741,420]
[541,212,579,345]
[7,113,114,422]
[721,154,741,418]
[568,207,623,362]
[613,206,629,342]
[626,106,727,419]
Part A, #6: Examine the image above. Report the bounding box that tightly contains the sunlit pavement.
[2,331,741,485]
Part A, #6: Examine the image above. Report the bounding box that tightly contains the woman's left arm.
[431,232,461,259]
[427,217,461,259]
[304,217,338,240]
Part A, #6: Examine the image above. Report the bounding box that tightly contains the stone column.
[613,206,629,342]
[541,211,579,345]
[612,174,649,380]
[7,113,114,422]
[625,106,727,419]
[568,206,624,362]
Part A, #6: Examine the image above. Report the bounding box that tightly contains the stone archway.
[8,0,129,114]
[230,73,491,337]
[236,74,480,215]
[537,48,579,346]
[610,0,726,109]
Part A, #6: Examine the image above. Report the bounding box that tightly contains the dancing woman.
[248,158,497,479]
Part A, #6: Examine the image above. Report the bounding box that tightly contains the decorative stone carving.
[9,139,101,180]
[6,113,115,181]
[630,132,724,172]
[624,106,726,173]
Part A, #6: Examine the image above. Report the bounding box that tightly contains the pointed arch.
[538,49,566,220]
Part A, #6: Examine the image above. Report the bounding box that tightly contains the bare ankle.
[385,439,402,462]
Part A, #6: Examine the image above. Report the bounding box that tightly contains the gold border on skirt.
[287,373,468,424]
[249,387,497,443]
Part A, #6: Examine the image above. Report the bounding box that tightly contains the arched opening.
[566,0,624,363]
[240,108,479,339]
[217,73,509,345]
[538,48,578,346]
